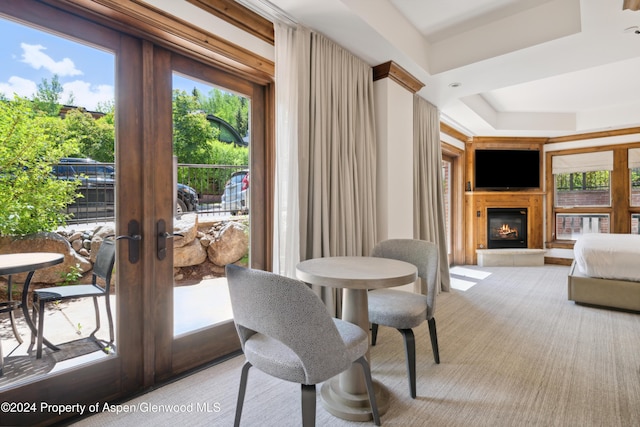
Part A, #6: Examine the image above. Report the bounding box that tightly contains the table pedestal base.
[320,377,389,422]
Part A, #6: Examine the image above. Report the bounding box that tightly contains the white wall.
[374,78,414,240]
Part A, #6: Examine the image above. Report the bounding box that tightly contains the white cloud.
[20,43,83,77]
[0,77,113,111]
[0,76,37,98]
[62,80,114,111]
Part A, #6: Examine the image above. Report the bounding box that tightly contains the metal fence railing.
[56,161,248,225]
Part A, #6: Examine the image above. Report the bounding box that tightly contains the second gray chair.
[225,264,381,427]
[368,239,440,398]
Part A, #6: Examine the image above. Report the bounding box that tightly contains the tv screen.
[474,149,540,190]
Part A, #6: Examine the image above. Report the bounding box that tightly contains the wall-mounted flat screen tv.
[474,149,540,190]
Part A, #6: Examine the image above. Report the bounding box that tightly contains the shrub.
[0,96,80,236]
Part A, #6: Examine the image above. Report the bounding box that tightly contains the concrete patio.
[0,277,232,388]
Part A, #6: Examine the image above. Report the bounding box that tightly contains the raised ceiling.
[246,0,640,138]
[150,0,640,138]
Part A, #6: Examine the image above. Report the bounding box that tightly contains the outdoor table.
[0,252,64,375]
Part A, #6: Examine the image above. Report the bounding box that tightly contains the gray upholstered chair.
[225,264,380,427]
[368,239,440,398]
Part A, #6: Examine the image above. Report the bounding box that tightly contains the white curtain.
[273,27,377,314]
[298,32,378,316]
[272,23,309,278]
[413,95,450,292]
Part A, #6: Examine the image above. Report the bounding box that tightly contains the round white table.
[296,256,417,422]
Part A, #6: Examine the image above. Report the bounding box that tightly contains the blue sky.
[0,17,214,111]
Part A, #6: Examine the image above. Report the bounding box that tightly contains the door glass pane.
[0,17,115,388]
[171,73,249,337]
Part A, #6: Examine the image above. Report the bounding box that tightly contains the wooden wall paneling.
[612,147,630,232]
[465,192,544,264]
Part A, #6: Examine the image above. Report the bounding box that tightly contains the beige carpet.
[69,265,640,427]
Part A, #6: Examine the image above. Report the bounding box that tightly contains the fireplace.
[487,208,527,249]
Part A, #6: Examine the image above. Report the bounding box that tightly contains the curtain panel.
[273,23,309,278]
[298,32,378,316]
[413,95,451,292]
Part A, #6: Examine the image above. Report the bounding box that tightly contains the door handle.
[157,219,184,260]
[116,219,142,263]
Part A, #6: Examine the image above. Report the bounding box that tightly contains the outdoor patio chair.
[31,238,116,359]
[225,264,381,427]
[368,239,440,398]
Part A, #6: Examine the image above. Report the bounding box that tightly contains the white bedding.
[573,234,640,282]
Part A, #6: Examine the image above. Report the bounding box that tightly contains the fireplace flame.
[498,224,518,238]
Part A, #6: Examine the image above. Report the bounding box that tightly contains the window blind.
[629,148,640,169]
[552,151,613,174]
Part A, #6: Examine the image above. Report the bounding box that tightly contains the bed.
[567,233,640,311]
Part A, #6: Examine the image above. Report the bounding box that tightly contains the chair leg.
[354,356,381,426]
[90,296,101,339]
[301,384,316,427]
[234,361,252,427]
[30,297,38,350]
[398,328,416,398]
[428,317,440,364]
[36,299,46,359]
[105,295,115,345]
[371,323,379,346]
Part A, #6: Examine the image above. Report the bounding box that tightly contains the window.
[442,158,452,255]
[551,151,613,239]
[555,213,610,239]
[630,148,640,207]
[553,151,612,208]
[632,214,640,234]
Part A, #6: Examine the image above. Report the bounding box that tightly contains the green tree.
[172,89,218,164]
[33,74,66,117]
[198,88,249,138]
[58,109,115,162]
[0,96,80,236]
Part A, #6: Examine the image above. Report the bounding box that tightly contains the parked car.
[221,170,249,215]
[53,158,199,219]
[176,182,199,214]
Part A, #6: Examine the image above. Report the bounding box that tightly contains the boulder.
[0,232,92,284]
[207,221,249,266]
[173,214,198,248]
[90,224,116,263]
[174,237,207,267]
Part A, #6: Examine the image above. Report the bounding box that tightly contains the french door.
[0,1,271,424]
[152,48,268,381]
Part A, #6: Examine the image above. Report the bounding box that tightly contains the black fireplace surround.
[487,208,528,249]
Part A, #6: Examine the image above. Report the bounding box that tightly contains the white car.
[221,170,249,215]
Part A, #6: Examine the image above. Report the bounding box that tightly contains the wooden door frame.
[0,3,139,425]
[0,0,275,423]
[441,143,465,266]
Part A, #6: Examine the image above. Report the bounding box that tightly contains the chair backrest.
[225,264,352,384]
[92,238,116,291]
[371,239,439,318]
